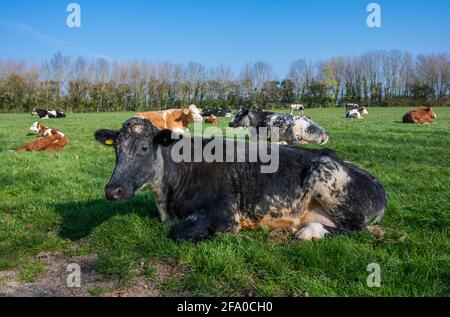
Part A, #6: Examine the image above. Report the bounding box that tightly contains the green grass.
[0,107,449,296]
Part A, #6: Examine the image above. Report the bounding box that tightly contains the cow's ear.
[95,129,118,146]
[153,129,177,147]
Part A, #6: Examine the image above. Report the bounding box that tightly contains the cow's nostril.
[105,185,124,201]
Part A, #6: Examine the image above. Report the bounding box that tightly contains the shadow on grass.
[53,193,159,241]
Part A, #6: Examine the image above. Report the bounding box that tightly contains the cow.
[31,108,66,119]
[201,108,232,118]
[29,122,65,138]
[205,115,220,125]
[16,133,68,152]
[94,117,386,242]
[135,105,203,134]
[402,107,437,124]
[346,106,368,119]
[228,108,329,145]
[290,104,305,115]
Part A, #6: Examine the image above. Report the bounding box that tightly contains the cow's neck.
[146,145,172,222]
[248,111,273,128]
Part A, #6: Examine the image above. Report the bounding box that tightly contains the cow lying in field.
[16,134,68,152]
[32,108,66,119]
[201,108,232,117]
[402,107,437,124]
[95,118,386,242]
[135,105,202,134]
[29,122,65,138]
[229,108,329,145]
[346,106,368,119]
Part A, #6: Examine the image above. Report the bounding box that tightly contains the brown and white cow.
[29,122,65,138]
[135,105,202,134]
[402,107,437,124]
[16,134,68,152]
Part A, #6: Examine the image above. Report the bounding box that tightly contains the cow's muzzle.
[105,183,132,201]
[320,132,330,145]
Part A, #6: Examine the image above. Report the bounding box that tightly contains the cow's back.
[136,112,167,130]
[136,109,189,131]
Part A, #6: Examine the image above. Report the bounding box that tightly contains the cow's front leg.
[170,213,215,242]
[170,209,238,242]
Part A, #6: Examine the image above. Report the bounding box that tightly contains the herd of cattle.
[14,104,438,242]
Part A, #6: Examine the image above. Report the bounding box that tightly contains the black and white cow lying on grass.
[229,108,329,145]
[346,106,369,119]
[201,108,232,118]
[32,108,66,119]
[95,117,386,243]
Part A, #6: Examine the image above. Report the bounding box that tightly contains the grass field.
[0,107,449,296]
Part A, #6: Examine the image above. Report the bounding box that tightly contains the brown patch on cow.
[402,107,436,124]
[239,215,299,231]
[239,198,337,235]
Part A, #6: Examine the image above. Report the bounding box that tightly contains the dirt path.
[0,254,185,297]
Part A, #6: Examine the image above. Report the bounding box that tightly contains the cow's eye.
[142,146,149,152]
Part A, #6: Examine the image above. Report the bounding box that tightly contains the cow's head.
[29,122,42,133]
[188,104,203,123]
[228,108,250,128]
[426,107,437,118]
[95,118,176,201]
[296,116,329,145]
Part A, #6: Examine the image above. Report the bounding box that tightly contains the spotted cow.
[31,108,66,119]
[229,108,329,145]
[201,108,232,118]
[94,117,386,242]
[346,106,368,119]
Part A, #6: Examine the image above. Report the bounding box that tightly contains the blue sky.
[0,0,449,76]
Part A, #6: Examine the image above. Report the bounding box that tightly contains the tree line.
[0,50,448,113]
